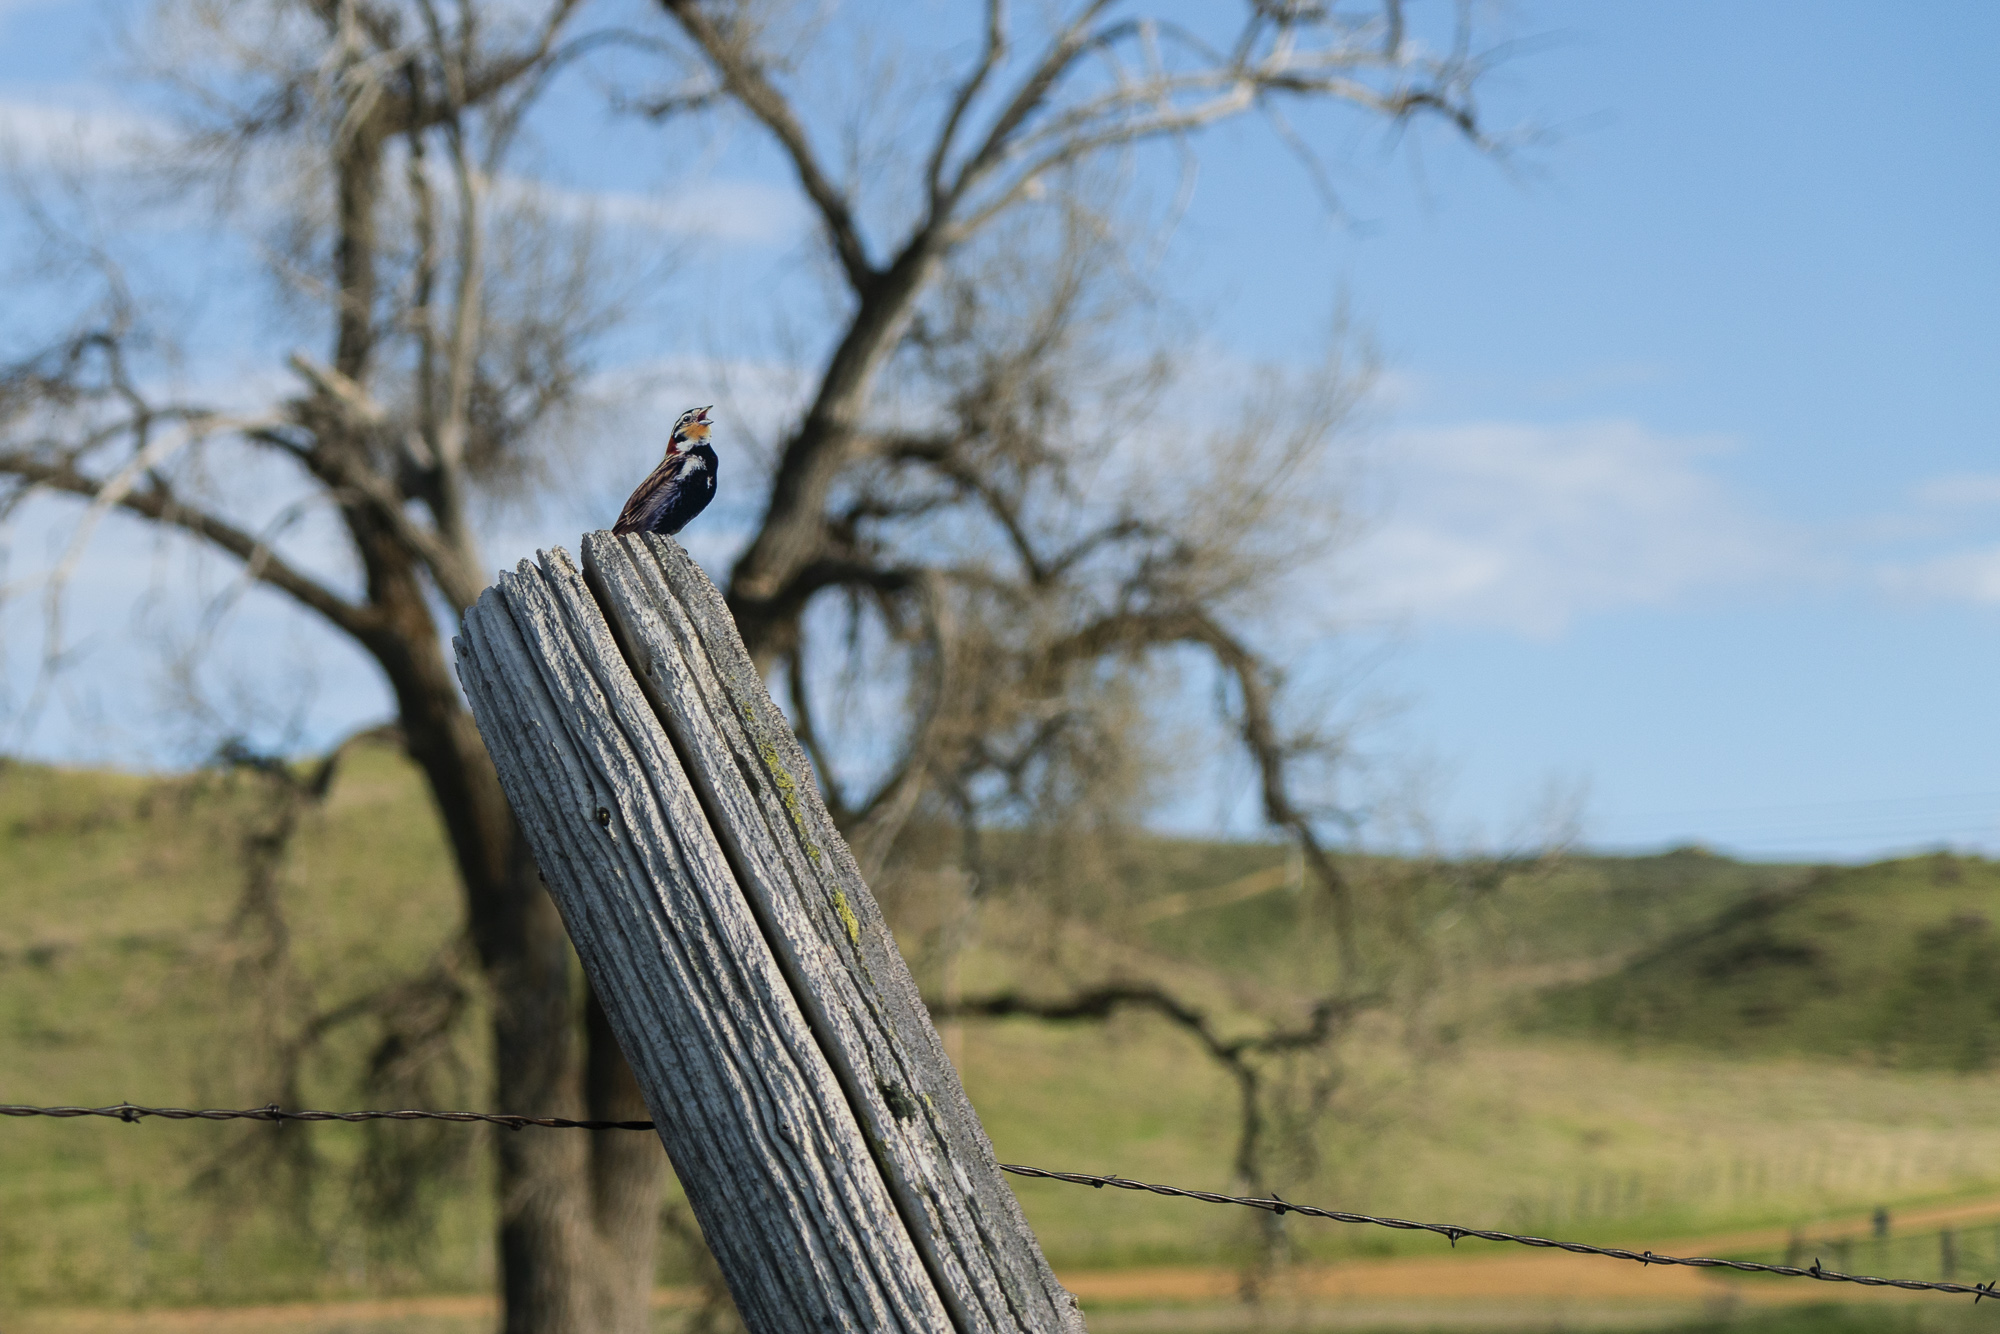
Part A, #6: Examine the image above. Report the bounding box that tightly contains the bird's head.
[669,405,715,451]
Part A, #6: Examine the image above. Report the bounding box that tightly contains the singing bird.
[613,406,718,537]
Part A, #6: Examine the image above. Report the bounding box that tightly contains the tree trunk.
[333,126,384,383]
[317,77,660,1327]
[351,512,661,1334]
[587,988,668,1332]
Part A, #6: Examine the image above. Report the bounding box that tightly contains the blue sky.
[3,1,1997,861]
[1176,1,2000,858]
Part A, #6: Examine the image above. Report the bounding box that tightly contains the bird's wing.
[612,462,682,534]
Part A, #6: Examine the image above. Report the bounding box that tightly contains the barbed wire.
[0,1101,653,1131]
[4,1100,1996,1303]
[995,1164,2000,1300]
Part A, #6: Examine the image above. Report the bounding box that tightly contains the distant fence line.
[1769,1219,2000,1286]
[4,1099,1997,1305]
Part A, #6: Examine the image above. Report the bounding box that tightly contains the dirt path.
[15,1194,1999,1332]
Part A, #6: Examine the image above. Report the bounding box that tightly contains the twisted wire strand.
[995,1164,2000,1300]
[3,1101,1994,1301]
[0,1101,653,1131]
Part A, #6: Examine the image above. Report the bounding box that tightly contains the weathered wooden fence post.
[454,532,1085,1334]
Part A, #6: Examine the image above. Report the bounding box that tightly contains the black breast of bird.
[613,406,718,537]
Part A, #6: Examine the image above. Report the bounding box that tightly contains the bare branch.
[285,352,386,427]
[3,1,664,1323]
[657,0,876,290]
[938,0,1117,214]
[741,554,921,643]
[879,432,1055,583]
[925,0,1010,209]
[275,356,484,611]
[943,9,1487,237]
[1049,604,1360,979]
[936,982,1379,1189]
[936,982,1375,1060]
[845,569,958,878]
[0,451,377,643]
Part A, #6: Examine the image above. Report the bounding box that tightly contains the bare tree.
[638,0,1493,977]
[623,2,1501,1293]
[1,2,664,1330]
[4,0,1506,1328]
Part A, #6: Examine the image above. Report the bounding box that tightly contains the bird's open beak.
[680,406,715,444]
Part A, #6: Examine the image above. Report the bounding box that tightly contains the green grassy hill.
[0,749,486,1307]
[5,750,2000,1321]
[1533,854,2000,1068]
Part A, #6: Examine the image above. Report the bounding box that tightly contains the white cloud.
[1347,433,2000,631]
[0,91,807,247]
[1861,475,2000,608]
[1350,419,1804,636]
[1908,473,2000,511]
[506,177,809,245]
[0,95,162,170]
[1878,548,2000,605]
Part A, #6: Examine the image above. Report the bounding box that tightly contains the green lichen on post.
[741,705,822,864]
[831,889,861,944]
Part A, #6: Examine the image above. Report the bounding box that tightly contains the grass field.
[4,747,1999,1331]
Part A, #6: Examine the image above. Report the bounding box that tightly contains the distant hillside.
[954,831,1802,988]
[1441,845,1804,973]
[1533,853,2000,1069]
[8,753,2000,1311]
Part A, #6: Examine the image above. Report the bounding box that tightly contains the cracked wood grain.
[454,547,956,1334]
[582,530,1083,1334]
